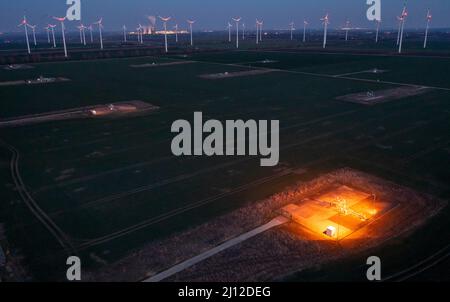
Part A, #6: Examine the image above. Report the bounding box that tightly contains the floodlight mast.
[232,17,241,48]
[187,20,195,46]
[53,17,68,58]
[159,16,171,53]
[424,9,432,49]
[321,13,330,49]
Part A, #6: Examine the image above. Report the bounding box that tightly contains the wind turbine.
[396,17,402,45]
[187,20,195,46]
[256,19,260,44]
[289,22,295,41]
[77,25,83,44]
[140,25,144,44]
[256,19,263,43]
[232,17,241,48]
[375,19,381,43]
[77,24,87,45]
[136,26,140,43]
[53,17,68,58]
[137,24,144,44]
[259,20,263,42]
[398,5,408,54]
[242,23,245,40]
[159,16,171,53]
[303,20,308,42]
[321,13,330,49]
[94,18,104,50]
[27,24,37,46]
[424,9,432,49]
[174,24,179,43]
[18,16,31,54]
[88,25,94,43]
[49,24,56,47]
[344,19,351,41]
[122,25,127,43]
[227,22,232,42]
[45,25,51,44]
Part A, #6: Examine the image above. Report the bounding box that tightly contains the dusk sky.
[1,0,449,32]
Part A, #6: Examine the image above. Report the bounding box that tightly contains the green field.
[0,48,449,280]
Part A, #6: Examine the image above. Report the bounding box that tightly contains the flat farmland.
[0,49,449,280]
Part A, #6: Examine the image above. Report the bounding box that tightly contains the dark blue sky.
[1,0,449,32]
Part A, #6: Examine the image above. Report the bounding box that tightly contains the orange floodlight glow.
[280,185,391,241]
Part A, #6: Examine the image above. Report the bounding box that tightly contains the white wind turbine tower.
[77,25,83,44]
[227,22,232,42]
[137,24,143,44]
[375,19,381,43]
[424,9,432,49]
[259,20,263,42]
[396,4,407,46]
[53,17,68,58]
[396,17,402,45]
[49,24,56,48]
[232,17,241,48]
[187,20,195,46]
[289,22,295,41]
[45,25,51,44]
[256,19,263,43]
[136,26,141,43]
[81,24,87,45]
[344,19,351,41]
[94,18,104,50]
[122,25,127,43]
[398,5,408,54]
[88,25,94,43]
[303,20,308,42]
[174,24,179,43]
[18,16,31,54]
[28,24,37,46]
[159,16,171,53]
[242,23,245,40]
[77,24,87,45]
[255,22,258,44]
[321,13,330,49]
